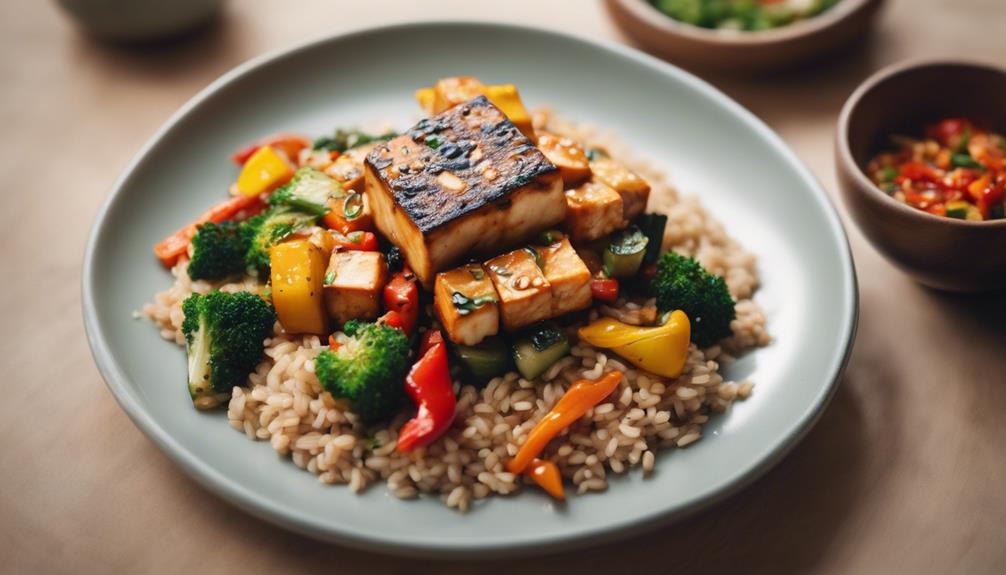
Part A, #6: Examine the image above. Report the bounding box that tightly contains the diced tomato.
[927,118,968,146]
[590,278,619,303]
[383,269,419,336]
[899,161,939,183]
[330,231,379,252]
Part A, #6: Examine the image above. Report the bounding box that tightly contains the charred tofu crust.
[485,249,552,332]
[434,263,500,345]
[365,96,564,285]
[368,96,558,233]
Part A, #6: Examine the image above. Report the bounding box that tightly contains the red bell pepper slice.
[396,334,456,453]
[331,231,379,252]
[383,269,419,336]
[377,310,405,331]
[153,194,265,268]
[590,278,619,303]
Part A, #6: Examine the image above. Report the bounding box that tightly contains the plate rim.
[81,19,859,557]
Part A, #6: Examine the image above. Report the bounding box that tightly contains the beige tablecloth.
[3,1,1004,573]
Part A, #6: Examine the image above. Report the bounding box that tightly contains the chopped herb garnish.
[347,231,364,244]
[451,291,497,315]
[323,271,335,285]
[469,266,485,281]
[343,192,363,219]
[523,246,544,269]
[425,134,443,149]
[489,264,511,277]
[584,147,608,162]
[951,153,983,169]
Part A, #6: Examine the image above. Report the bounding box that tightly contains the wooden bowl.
[836,60,1006,293]
[605,0,885,73]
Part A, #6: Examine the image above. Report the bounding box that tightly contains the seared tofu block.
[365,96,564,287]
[589,157,651,220]
[536,131,591,187]
[434,263,500,345]
[323,251,388,326]
[324,142,379,193]
[536,237,592,316]
[432,76,486,114]
[485,249,552,332]
[564,179,625,242]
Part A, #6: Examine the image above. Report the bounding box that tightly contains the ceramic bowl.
[605,0,884,73]
[836,59,1006,293]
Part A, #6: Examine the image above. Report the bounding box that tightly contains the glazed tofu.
[564,179,625,242]
[324,142,379,193]
[536,131,591,187]
[536,237,592,316]
[434,263,500,345]
[485,249,552,331]
[589,157,651,220]
[322,251,388,326]
[365,96,564,287]
[432,76,486,114]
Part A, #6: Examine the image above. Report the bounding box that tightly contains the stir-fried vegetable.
[652,252,735,347]
[187,220,249,280]
[506,371,623,473]
[383,269,420,336]
[268,167,339,216]
[578,311,691,378]
[452,336,513,386]
[181,291,276,409]
[511,324,571,380]
[650,0,841,31]
[527,459,565,501]
[269,239,329,336]
[153,194,264,268]
[397,330,457,453]
[603,225,649,278]
[314,320,411,424]
[312,128,397,153]
[231,133,310,166]
[235,145,294,196]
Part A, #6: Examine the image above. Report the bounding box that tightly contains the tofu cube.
[365,95,564,287]
[322,251,388,326]
[324,141,379,193]
[537,237,592,316]
[536,131,591,187]
[589,157,651,220]
[485,249,552,331]
[434,263,500,345]
[564,179,625,242]
[432,76,486,114]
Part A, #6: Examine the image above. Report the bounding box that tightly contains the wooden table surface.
[3,1,1004,573]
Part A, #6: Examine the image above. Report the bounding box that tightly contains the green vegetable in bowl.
[314,320,411,424]
[187,220,249,280]
[652,251,736,347]
[181,291,276,408]
[603,225,649,278]
[650,0,841,31]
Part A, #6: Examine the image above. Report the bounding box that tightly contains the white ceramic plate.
[82,21,857,558]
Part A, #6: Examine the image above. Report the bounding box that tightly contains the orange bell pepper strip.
[153,194,265,268]
[506,371,622,474]
[527,458,565,501]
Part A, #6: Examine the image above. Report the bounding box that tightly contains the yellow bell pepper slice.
[269,239,329,335]
[236,145,294,197]
[578,311,690,378]
[415,87,436,113]
[415,82,535,139]
[484,84,534,140]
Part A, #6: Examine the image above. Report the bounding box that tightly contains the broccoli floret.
[181,291,276,408]
[187,221,249,280]
[241,208,316,272]
[267,168,340,216]
[314,320,411,424]
[652,252,736,347]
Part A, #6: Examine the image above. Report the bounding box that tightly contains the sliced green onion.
[343,192,363,219]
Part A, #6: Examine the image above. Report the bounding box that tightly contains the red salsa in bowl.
[866,118,1006,221]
